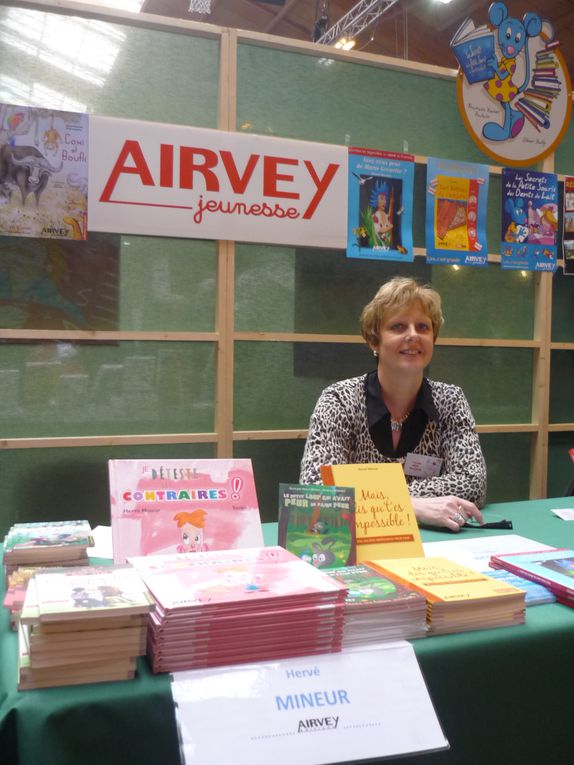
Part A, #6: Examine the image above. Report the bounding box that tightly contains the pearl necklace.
[390,411,411,432]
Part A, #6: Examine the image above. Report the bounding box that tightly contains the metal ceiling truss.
[317,0,400,45]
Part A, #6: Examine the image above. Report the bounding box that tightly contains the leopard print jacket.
[300,375,487,506]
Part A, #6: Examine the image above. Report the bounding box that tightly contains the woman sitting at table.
[300,276,486,532]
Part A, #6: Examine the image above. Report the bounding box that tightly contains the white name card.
[171,642,448,765]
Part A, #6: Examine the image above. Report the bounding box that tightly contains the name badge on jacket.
[404,453,443,478]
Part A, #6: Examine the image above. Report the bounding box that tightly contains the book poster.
[0,104,88,240]
[562,175,574,275]
[0,233,119,330]
[425,157,489,267]
[346,148,414,262]
[451,4,572,167]
[501,168,558,272]
[277,484,356,568]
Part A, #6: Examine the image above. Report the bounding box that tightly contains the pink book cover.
[148,601,343,634]
[128,546,347,612]
[109,459,263,564]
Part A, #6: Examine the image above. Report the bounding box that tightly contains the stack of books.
[129,546,348,673]
[490,548,574,606]
[515,50,563,131]
[17,565,154,689]
[3,520,94,576]
[324,564,428,646]
[3,567,43,629]
[485,568,556,606]
[366,557,525,635]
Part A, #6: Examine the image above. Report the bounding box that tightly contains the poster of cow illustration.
[0,104,88,240]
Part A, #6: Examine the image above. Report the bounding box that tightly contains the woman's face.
[373,302,434,375]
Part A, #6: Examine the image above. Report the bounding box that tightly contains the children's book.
[490,548,574,601]
[320,463,423,562]
[366,556,525,634]
[366,556,523,606]
[109,459,263,564]
[128,546,347,613]
[3,520,93,563]
[27,565,154,622]
[277,483,355,568]
[325,564,428,644]
[485,569,556,606]
[325,564,426,610]
[450,17,495,84]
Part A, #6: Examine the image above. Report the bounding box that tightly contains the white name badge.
[404,453,443,478]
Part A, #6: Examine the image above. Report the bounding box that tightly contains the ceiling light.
[335,37,356,50]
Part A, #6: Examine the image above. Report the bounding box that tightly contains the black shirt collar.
[365,371,438,426]
[365,371,438,458]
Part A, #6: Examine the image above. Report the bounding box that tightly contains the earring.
[373,350,378,358]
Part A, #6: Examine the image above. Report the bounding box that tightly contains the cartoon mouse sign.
[451,2,572,166]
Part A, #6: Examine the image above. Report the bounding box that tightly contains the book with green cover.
[278,483,355,568]
[3,520,93,563]
[325,564,426,608]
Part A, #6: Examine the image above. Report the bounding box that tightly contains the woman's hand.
[411,495,483,533]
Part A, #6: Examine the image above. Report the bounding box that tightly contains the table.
[2,497,574,765]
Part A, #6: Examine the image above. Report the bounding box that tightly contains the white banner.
[171,643,448,765]
[88,116,347,248]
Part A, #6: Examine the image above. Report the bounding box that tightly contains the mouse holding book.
[503,197,529,243]
[482,3,542,141]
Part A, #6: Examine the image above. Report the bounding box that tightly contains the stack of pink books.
[128,546,348,673]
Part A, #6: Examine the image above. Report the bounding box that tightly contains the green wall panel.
[235,245,534,340]
[0,6,219,125]
[234,243,298,332]
[432,265,534,340]
[551,269,574,343]
[553,119,574,176]
[120,236,216,332]
[234,342,373,430]
[429,347,532,424]
[479,433,531,503]
[550,350,574,423]
[0,442,215,538]
[234,439,305,524]
[547,432,574,498]
[0,341,215,437]
[237,43,485,161]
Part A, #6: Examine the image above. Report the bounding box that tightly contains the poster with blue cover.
[425,157,489,267]
[501,169,558,272]
[346,148,414,262]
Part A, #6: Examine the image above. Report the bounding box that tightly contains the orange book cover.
[320,463,423,562]
[365,556,523,604]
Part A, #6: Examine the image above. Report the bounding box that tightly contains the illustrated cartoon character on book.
[311,539,337,569]
[370,180,394,248]
[504,198,529,242]
[173,509,208,553]
[482,3,542,141]
[71,587,105,609]
[97,585,135,605]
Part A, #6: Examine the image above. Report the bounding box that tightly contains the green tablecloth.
[2,497,574,765]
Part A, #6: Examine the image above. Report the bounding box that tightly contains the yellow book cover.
[366,556,524,604]
[320,463,423,562]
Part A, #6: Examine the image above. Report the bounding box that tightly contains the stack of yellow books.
[366,556,525,635]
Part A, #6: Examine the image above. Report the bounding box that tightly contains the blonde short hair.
[360,276,444,347]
